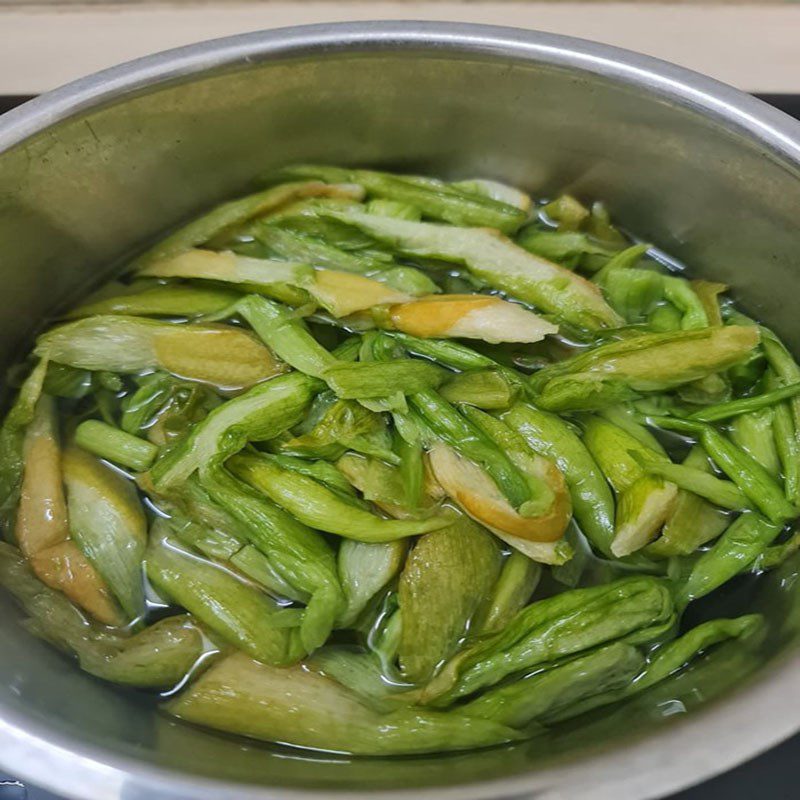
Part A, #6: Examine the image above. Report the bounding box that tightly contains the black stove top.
[0,92,798,800]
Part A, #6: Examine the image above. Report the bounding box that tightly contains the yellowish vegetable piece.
[427,444,570,543]
[152,325,285,390]
[31,541,122,626]
[384,294,558,344]
[312,270,411,317]
[37,316,285,391]
[63,446,147,620]
[15,396,69,558]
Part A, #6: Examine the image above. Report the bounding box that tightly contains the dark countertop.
[0,91,798,800]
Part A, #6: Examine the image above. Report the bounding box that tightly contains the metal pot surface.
[0,21,799,800]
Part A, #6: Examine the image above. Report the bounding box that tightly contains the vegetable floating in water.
[0,166,791,757]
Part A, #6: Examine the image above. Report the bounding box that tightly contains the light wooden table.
[0,2,798,94]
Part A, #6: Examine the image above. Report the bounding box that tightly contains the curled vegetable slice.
[502,403,616,557]
[427,444,568,543]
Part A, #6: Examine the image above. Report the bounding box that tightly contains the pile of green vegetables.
[1,165,797,755]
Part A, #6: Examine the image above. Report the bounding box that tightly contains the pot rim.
[1,20,799,800]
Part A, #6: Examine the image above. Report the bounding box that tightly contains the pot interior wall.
[1,39,799,795]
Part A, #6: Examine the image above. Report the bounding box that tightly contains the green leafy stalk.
[424,576,674,705]
[198,462,343,652]
[473,550,541,634]
[228,452,450,542]
[640,460,749,511]
[674,513,783,608]
[530,326,759,412]
[645,447,731,558]
[322,360,446,400]
[132,180,364,268]
[688,381,800,423]
[646,416,795,524]
[75,420,158,472]
[236,295,338,378]
[146,524,304,664]
[150,371,322,490]
[502,404,615,555]
[276,165,528,233]
[765,370,800,506]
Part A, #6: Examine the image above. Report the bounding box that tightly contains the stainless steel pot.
[1,21,799,800]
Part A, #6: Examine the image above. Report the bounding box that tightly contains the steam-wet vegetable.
[0,166,792,757]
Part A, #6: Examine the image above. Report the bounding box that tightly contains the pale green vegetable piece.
[463,641,644,728]
[132,180,364,268]
[166,651,520,755]
[730,408,781,477]
[0,541,205,688]
[35,315,284,390]
[612,475,678,558]
[530,326,760,412]
[146,524,304,665]
[473,551,542,634]
[323,209,623,330]
[229,453,451,542]
[68,284,241,319]
[398,516,502,682]
[440,369,517,410]
[63,446,147,620]
[646,447,731,558]
[582,415,667,494]
[0,359,48,524]
[338,539,408,626]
